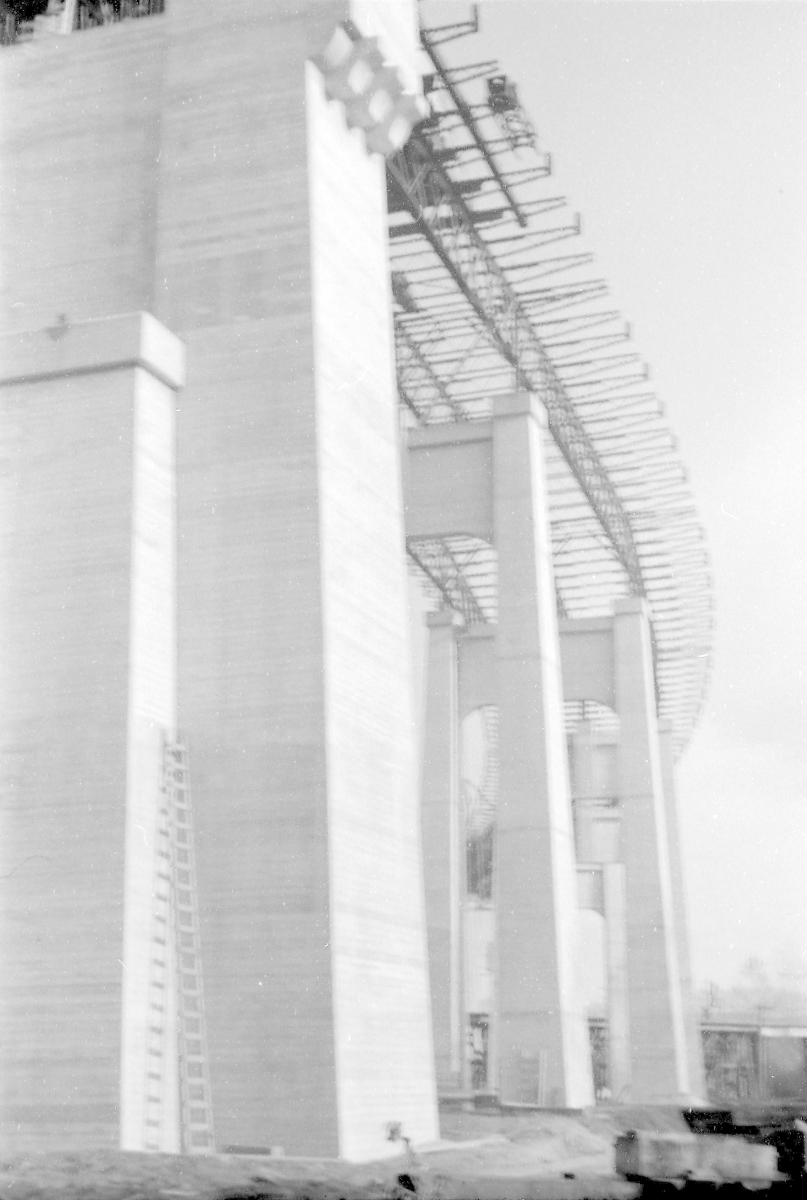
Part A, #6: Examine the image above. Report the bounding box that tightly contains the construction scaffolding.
[392,10,713,756]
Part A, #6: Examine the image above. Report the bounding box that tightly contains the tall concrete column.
[150,1,437,1159]
[571,720,631,1099]
[570,721,597,818]
[602,863,631,1100]
[658,718,707,1098]
[421,611,464,1091]
[0,313,183,1151]
[492,393,594,1108]
[613,597,690,1099]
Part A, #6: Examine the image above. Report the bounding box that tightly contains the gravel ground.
[0,1109,670,1200]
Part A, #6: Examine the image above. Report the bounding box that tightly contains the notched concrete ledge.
[0,311,186,391]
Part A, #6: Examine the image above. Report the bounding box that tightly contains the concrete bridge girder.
[405,420,494,543]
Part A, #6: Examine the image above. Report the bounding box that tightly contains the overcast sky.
[448,0,805,991]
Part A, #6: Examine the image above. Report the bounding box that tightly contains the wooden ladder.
[141,769,173,1150]
[142,736,215,1152]
[164,739,216,1154]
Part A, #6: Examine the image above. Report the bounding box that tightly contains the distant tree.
[1,0,49,20]
[739,956,770,991]
[699,956,805,1022]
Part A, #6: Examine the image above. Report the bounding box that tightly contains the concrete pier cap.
[427,609,465,630]
[0,307,183,1151]
[614,595,651,618]
[492,390,548,425]
[0,311,186,391]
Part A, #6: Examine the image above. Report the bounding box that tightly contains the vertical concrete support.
[309,61,437,1162]
[602,863,631,1100]
[570,721,598,813]
[149,1,437,1159]
[658,718,707,1098]
[421,611,464,1091]
[613,597,690,1099]
[492,393,594,1108]
[0,313,183,1151]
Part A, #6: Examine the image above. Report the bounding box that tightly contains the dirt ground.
[0,1107,690,1200]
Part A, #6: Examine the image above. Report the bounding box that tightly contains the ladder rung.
[158,738,212,1149]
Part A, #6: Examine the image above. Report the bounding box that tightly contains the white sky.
[435,0,805,991]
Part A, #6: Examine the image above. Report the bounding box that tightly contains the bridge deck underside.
[388,33,712,756]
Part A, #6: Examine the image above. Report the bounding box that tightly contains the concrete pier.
[0,0,438,1160]
[0,313,183,1150]
[658,718,707,1099]
[405,399,596,1106]
[492,395,594,1108]
[421,612,465,1091]
[613,598,690,1099]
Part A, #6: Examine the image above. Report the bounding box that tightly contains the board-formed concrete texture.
[404,400,595,1107]
[612,598,691,1100]
[491,395,594,1109]
[420,612,464,1091]
[404,413,704,1105]
[0,0,709,1154]
[0,314,184,1151]
[0,0,438,1161]
[559,610,704,1101]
